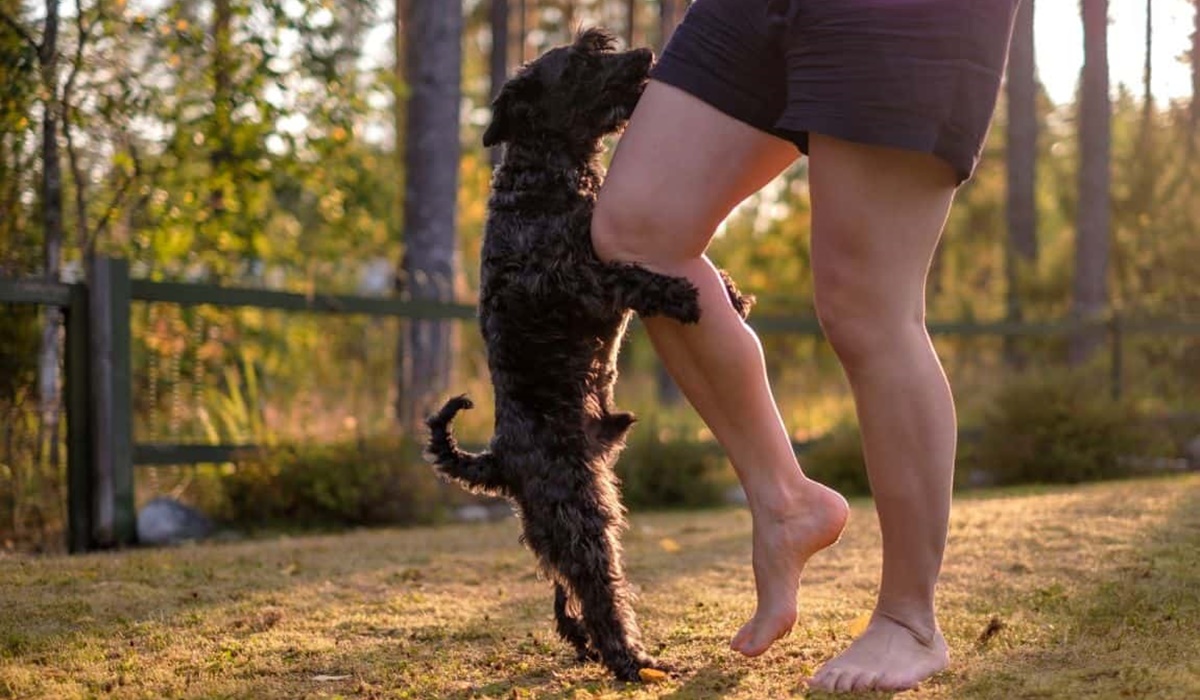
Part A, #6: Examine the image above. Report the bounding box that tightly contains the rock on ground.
[137,497,214,545]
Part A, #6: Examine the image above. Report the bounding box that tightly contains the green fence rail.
[2,256,1197,552]
[2,257,474,552]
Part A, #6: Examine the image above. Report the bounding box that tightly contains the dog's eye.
[567,50,599,72]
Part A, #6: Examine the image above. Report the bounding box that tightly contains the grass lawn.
[2,474,1199,699]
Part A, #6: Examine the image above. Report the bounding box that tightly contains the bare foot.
[730,480,849,657]
[807,614,949,692]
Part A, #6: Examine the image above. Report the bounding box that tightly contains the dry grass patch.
[2,474,1199,699]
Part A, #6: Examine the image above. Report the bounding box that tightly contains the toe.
[875,671,917,692]
[740,626,781,658]
[731,620,764,657]
[850,670,880,692]
[809,667,839,692]
[833,668,861,693]
[729,625,749,653]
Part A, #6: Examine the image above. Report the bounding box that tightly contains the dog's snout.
[627,48,655,73]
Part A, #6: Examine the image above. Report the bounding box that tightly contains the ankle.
[873,604,941,645]
[743,472,813,515]
[748,477,848,528]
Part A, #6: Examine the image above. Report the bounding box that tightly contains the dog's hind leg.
[534,500,664,681]
[604,263,702,324]
[554,583,597,662]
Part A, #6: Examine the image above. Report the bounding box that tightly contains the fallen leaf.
[639,668,668,683]
[847,613,872,636]
[976,616,1006,647]
[658,538,681,553]
[312,674,351,682]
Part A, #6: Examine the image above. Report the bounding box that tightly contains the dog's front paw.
[717,268,755,320]
[607,264,701,323]
[655,278,701,324]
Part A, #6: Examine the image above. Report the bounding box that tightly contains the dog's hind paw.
[610,653,673,683]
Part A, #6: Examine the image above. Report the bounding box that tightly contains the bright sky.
[1037,0,1195,103]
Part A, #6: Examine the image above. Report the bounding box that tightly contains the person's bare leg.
[592,82,849,658]
[803,134,958,693]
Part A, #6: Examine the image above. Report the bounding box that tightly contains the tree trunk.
[1142,0,1152,128]
[337,0,365,77]
[1131,0,1156,217]
[1070,0,1110,365]
[1189,0,1200,154]
[626,0,636,47]
[1006,0,1037,267]
[1192,0,1200,147]
[489,0,508,167]
[1008,0,1036,369]
[519,0,530,62]
[395,0,462,430]
[210,0,232,214]
[37,0,63,470]
[658,0,680,48]
[1004,0,1037,366]
[392,0,407,421]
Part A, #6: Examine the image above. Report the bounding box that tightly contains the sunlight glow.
[1036,0,1194,104]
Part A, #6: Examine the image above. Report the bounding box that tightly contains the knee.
[590,194,641,264]
[591,184,707,266]
[813,276,925,370]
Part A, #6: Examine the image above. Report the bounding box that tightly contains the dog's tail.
[425,395,506,496]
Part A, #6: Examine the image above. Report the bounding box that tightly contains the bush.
[218,436,447,529]
[0,304,38,399]
[973,369,1167,485]
[802,425,872,497]
[616,418,737,510]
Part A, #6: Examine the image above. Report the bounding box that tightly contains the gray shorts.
[650,0,1021,184]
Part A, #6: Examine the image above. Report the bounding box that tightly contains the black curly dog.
[425,29,753,682]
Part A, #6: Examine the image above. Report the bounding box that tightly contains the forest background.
[2,0,1198,550]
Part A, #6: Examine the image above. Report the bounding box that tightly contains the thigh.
[775,0,1019,185]
[597,80,798,264]
[807,133,957,317]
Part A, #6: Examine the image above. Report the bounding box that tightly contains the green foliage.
[616,417,737,510]
[218,436,444,529]
[801,425,872,497]
[199,355,272,446]
[973,369,1168,485]
[0,305,39,399]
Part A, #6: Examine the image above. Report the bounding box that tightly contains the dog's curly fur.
[425,29,754,681]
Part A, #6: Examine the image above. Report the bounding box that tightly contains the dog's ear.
[482,99,510,148]
[483,74,538,148]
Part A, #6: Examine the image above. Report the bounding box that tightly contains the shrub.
[219,436,447,529]
[973,369,1166,485]
[801,425,872,497]
[616,418,737,510]
[0,304,38,399]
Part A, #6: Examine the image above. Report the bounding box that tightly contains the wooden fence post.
[65,282,94,553]
[1109,313,1124,401]
[90,256,136,547]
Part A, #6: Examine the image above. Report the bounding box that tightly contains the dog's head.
[482,28,654,149]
